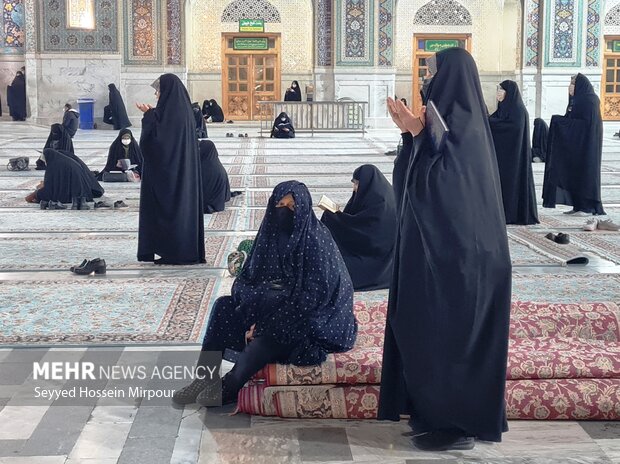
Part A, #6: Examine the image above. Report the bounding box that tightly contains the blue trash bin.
[77,98,96,130]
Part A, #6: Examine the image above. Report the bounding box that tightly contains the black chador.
[99,129,143,178]
[543,74,605,215]
[284,80,302,101]
[379,48,512,445]
[199,139,231,214]
[271,112,295,138]
[103,84,132,130]
[532,118,549,162]
[489,80,539,225]
[7,71,26,121]
[138,74,206,265]
[321,165,397,291]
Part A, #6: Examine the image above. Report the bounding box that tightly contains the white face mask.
[496,89,506,102]
[281,117,286,122]
[292,83,297,88]
[122,139,131,146]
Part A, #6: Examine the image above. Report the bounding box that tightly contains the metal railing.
[259,100,368,136]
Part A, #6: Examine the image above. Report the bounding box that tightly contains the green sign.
[239,19,265,33]
[233,37,269,51]
[613,40,620,52]
[425,39,460,52]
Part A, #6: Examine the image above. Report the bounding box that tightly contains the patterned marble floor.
[0,121,618,463]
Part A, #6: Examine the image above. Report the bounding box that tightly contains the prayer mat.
[250,163,394,175]
[569,231,620,265]
[539,207,620,229]
[508,229,590,265]
[512,273,620,302]
[0,277,219,344]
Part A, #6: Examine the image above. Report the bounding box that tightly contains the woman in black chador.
[543,74,605,216]
[284,80,302,101]
[379,48,511,451]
[98,129,143,179]
[136,74,205,265]
[321,164,397,291]
[7,70,26,121]
[532,118,549,162]
[205,99,225,122]
[489,80,539,225]
[37,124,75,170]
[103,83,132,130]
[192,103,208,138]
[271,112,295,138]
[31,148,104,209]
[199,139,233,213]
[173,181,357,407]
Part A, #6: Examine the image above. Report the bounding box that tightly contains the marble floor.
[0,120,618,463]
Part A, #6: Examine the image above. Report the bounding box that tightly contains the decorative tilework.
[221,0,281,23]
[124,0,161,65]
[166,0,182,65]
[604,2,620,34]
[587,0,601,67]
[378,0,393,66]
[337,0,374,66]
[316,0,332,66]
[40,0,117,53]
[23,0,34,52]
[544,0,582,67]
[2,0,24,52]
[524,0,540,67]
[413,0,471,25]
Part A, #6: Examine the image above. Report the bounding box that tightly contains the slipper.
[555,233,570,244]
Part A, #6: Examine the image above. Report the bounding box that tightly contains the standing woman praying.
[379,48,511,451]
[135,74,206,265]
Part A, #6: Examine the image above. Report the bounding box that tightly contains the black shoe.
[40,201,49,210]
[71,198,80,210]
[555,232,570,244]
[70,259,88,273]
[49,201,67,210]
[412,429,475,452]
[114,200,128,209]
[172,378,212,405]
[73,258,106,275]
[94,200,112,209]
[195,376,236,408]
[78,198,90,210]
[230,191,244,197]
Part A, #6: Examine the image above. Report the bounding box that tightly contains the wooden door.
[412,35,471,112]
[222,34,281,120]
[602,37,620,121]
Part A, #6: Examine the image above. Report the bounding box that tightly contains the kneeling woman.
[321,164,397,291]
[173,181,357,406]
[98,129,143,180]
[271,112,295,138]
[29,148,104,209]
[199,139,234,213]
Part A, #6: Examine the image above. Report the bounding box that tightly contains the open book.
[318,195,340,213]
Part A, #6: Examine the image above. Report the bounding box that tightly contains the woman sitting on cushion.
[271,112,295,139]
[173,181,357,407]
[321,164,397,291]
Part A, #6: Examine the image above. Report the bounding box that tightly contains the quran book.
[426,99,450,153]
[318,195,340,213]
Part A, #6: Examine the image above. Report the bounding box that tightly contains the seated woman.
[173,181,357,406]
[37,124,75,170]
[321,164,397,291]
[98,129,143,181]
[199,139,240,213]
[271,112,295,138]
[27,148,103,210]
[532,118,549,163]
[206,99,225,123]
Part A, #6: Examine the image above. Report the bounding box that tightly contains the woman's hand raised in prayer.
[136,103,154,114]
[245,324,256,344]
[387,97,425,136]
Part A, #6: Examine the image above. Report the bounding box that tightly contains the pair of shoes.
[613,132,620,139]
[71,197,90,210]
[546,232,570,244]
[94,200,112,209]
[384,150,397,156]
[596,219,620,231]
[114,200,128,209]
[226,133,234,138]
[45,201,67,210]
[412,429,475,452]
[230,191,244,198]
[70,258,107,275]
[227,251,247,277]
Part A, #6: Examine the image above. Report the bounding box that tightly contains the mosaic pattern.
[586,0,601,67]
[2,0,24,51]
[605,2,620,33]
[23,0,33,52]
[337,0,373,66]
[413,0,471,25]
[40,0,118,52]
[524,0,539,67]
[315,0,332,66]
[544,0,582,67]
[221,0,281,23]
[124,0,161,65]
[167,0,182,65]
[378,0,393,66]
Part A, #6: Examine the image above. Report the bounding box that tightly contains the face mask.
[281,117,287,122]
[122,139,131,146]
[497,89,506,102]
[274,206,294,235]
[292,84,297,88]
